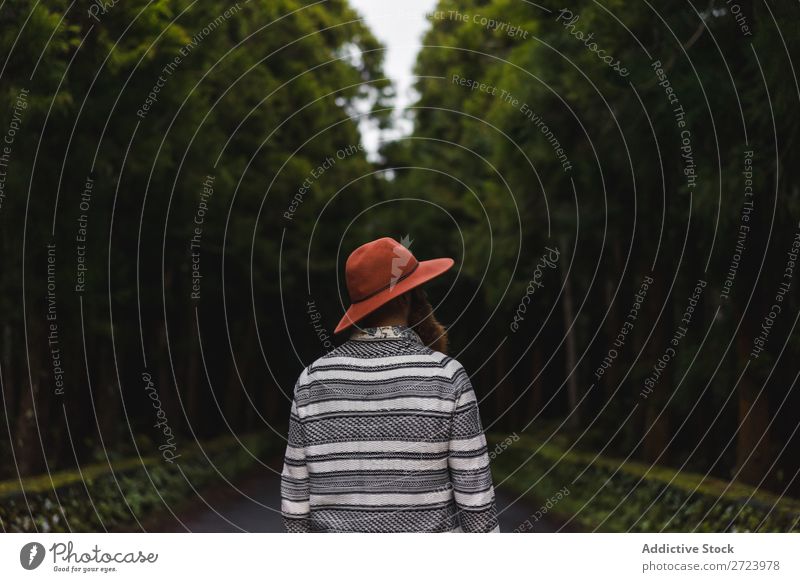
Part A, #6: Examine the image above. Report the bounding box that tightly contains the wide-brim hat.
[334,237,454,334]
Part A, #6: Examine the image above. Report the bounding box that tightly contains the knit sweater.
[280,326,499,533]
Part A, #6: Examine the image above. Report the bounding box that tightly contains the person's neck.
[363,315,408,329]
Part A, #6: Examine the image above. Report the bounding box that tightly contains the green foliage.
[385,0,800,501]
[0,434,275,532]
[0,0,391,482]
[489,433,800,532]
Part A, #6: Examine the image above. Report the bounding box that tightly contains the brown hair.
[407,287,449,354]
[357,287,449,354]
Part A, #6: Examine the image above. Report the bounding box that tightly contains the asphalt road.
[151,463,561,533]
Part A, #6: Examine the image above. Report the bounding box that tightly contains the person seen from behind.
[280,237,499,532]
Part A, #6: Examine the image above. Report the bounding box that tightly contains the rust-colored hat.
[334,237,454,334]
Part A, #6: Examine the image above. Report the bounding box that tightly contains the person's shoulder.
[304,344,353,372]
[294,346,352,389]
[426,352,469,384]
[299,342,464,378]
[400,345,461,372]
[293,365,312,393]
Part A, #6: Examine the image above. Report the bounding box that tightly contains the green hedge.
[0,434,275,532]
[489,433,800,532]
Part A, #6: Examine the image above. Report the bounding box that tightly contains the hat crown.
[346,237,418,302]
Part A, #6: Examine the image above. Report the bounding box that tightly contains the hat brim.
[334,257,454,334]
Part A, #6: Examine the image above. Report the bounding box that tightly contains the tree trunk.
[734,314,772,485]
[603,240,624,401]
[560,236,580,430]
[184,334,201,432]
[642,276,671,462]
[225,322,257,430]
[1,324,15,427]
[493,340,509,427]
[529,346,544,418]
[16,347,47,477]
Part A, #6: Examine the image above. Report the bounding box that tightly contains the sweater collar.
[350,325,422,344]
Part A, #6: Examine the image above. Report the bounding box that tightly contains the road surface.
[150,462,563,533]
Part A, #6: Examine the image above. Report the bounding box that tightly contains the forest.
[383,0,800,499]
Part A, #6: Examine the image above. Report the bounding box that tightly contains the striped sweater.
[280,325,499,532]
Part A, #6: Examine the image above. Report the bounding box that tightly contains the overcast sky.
[348,0,438,155]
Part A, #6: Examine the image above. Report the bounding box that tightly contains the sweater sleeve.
[448,366,500,533]
[281,385,311,533]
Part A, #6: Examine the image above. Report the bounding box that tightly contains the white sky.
[348,0,438,156]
